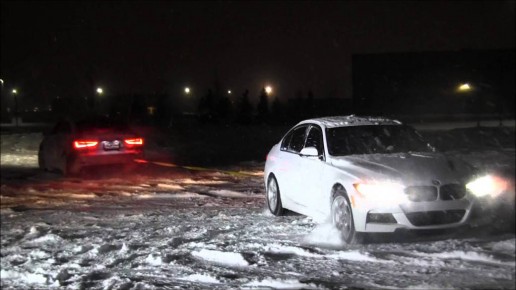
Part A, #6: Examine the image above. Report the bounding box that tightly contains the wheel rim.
[332,195,352,241]
[267,178,278,212]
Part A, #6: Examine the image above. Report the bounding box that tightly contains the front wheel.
[267,175,284,216]
[331,191,363,244]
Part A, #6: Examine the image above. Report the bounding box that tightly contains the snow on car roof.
[300,115,403,128]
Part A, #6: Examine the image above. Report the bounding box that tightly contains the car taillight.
[124,138,143,146]
[74,140,98,149]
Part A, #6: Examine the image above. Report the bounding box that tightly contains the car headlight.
[466,175,507,198]
[353,182,407,205]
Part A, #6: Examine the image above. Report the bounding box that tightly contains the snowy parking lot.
[1,129,515,289]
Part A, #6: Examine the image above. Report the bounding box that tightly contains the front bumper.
[356,198,475,233]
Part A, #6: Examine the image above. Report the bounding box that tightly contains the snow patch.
[145,253,163,265]
[487,239,516,254]
[192,249,249,267]
[242,278,318,289]
[179,273,221,284]
[136,192,204,199]
[0,269,48,284]
[266,244,320,258]
[208,189,249,198]
[180,178,227,185]
[29,249,51,260]
[32,233,62,244]
[0,154,38,167]
[404,283,452,289]
[329,250,391,263]
[417,250,516,266]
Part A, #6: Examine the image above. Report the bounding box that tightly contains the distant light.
[96,87,103,94]
[265,86,272,94]
[12,89,17,94]
[184,87,191,94]
[458,83,472,92]
[228,90,232,94]
[0,79,4,85]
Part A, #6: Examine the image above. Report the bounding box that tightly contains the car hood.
[330,152,475,185]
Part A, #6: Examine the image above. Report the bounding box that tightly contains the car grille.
[404,184,467,202]
[405,186,438,202]
[405,210,466,226]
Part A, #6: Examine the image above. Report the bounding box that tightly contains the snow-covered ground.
[1,130,515,289]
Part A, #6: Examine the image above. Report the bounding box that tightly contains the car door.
[278,125,309,205]
[296,125,326,212]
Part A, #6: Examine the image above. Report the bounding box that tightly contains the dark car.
[38,117,144,176]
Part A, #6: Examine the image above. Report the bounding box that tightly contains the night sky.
[1,1,515,108]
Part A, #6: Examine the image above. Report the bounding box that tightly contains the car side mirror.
[300,147,319,157]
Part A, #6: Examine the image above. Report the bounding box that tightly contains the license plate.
[103,140,121,150]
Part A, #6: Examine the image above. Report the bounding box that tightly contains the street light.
[228,90,232,95]
[457,83,472,93]
[265,86,273,95]
[12,89,19,128]
[96,87,103,95]
[184,87,191,94]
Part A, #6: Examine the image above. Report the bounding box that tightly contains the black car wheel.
[267,175,284,216]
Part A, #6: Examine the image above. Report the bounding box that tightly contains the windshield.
[326,125,434,156]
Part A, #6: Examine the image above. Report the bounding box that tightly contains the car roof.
[297,115,403,128]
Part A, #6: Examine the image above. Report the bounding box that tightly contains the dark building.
[352,49,515,120]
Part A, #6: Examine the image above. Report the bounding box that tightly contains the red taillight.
[74,140,98,149]
[124,138,144,146]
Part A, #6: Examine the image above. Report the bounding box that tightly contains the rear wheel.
[38,148,47,171]
[331,188,363,244]
[63,154,80,177]
[267,175,284,216]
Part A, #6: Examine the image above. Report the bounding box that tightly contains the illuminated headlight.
[353,182,407,205]
[466,175,507,198]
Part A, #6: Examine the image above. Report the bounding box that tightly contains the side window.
[280,130,294,150]
[61,122,72,134]
[281,125,308,152]
[305,126,324,155]
[288,126,307,153]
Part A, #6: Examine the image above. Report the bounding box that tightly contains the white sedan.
[264,116,507,244]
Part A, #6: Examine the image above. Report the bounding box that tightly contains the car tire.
[63,155,80,177]
[331,187,364,244]
[267,175,284,216]
[38,147,47,171]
